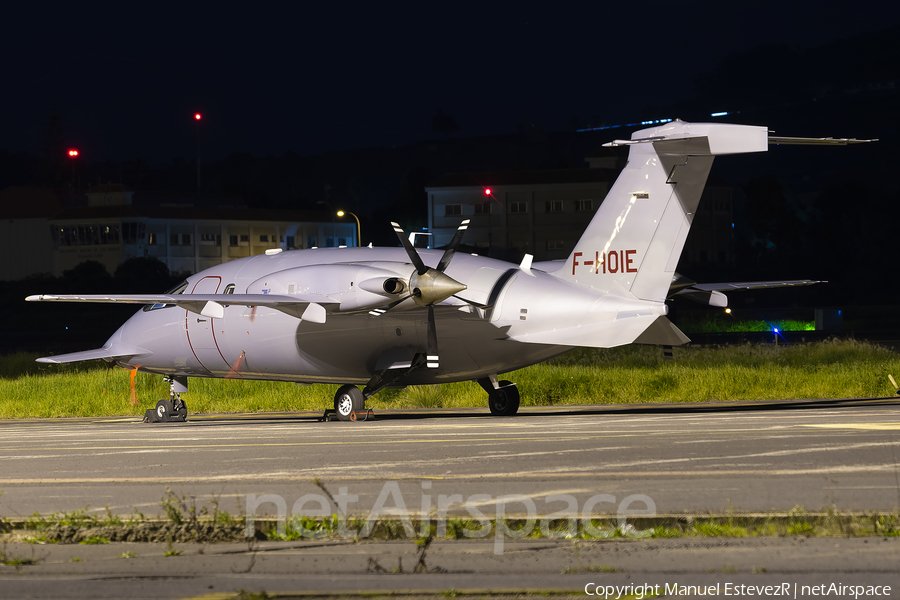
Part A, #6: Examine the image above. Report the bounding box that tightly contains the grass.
[4,489,900,544]
[678,314,816,333]
[0,339,898,418]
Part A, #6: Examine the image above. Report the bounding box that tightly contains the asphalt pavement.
[1,398,899,598]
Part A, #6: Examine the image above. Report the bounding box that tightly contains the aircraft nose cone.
[410,269,467,306]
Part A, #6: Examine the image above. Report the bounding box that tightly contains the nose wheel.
[144,376,188,423]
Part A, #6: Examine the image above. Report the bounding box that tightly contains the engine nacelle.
[246,265,408,312]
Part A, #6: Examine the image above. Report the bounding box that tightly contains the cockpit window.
[143,280,189,312]
[167,281,189,295]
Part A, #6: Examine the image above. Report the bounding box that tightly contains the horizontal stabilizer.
[35,346,152,364]
[685,280,823,292]
[768,136,876,146]
[25,293,338,321]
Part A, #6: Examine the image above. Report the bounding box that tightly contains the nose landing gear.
[143,376,188,423]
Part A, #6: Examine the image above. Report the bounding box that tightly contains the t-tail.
[554,120,769,302]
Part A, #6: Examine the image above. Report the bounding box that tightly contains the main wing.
[25,293,338,322]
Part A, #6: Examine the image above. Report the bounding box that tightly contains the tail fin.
[556,121,768,301]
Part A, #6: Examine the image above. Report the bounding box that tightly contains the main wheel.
[488,381,519,416]
[334,385,364,422]
[154,399,174,422]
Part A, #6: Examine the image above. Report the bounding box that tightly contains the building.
[426,162,735,270]
[0,185,356,280]
[0,187,61,280]
[426,169,613,262]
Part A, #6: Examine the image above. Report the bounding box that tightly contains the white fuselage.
[111,247,597,384]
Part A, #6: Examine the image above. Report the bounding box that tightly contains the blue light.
[711,111,729,117]
[773,328,779,333]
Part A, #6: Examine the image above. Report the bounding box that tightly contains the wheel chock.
[349,409,375,422]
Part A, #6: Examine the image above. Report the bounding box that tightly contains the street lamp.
[336,210,361,247]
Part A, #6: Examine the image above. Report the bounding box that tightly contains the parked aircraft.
[27,121,872,421]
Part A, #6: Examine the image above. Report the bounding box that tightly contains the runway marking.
[2,464,898,485]
[0,433,657,453]
[0,417,887,445]
[802,423,900,431]
[0,421,894,455]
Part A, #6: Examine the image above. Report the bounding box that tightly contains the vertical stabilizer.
[555,121,768,302]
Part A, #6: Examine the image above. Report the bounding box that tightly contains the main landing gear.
[144,376,188,423]
[478,376,520,416]
[326,374,520,422]
[332,384,372,421]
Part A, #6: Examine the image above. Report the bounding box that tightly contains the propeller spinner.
[383,220,472,369]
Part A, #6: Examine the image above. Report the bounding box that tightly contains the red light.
[194,113,202,120]
[68,149,78,157]
[484,188,491,195]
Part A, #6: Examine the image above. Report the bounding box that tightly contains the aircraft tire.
[154,399,173,422]
[488,381,519,416]
[334,385,364,422]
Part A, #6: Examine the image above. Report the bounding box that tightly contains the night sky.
[3,2,897,163]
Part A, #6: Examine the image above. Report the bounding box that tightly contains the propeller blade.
[368,294,414,316]
[426,305,439,368]
[436,219,470,272]
[391,222,428,275]
[452,295,493,310]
